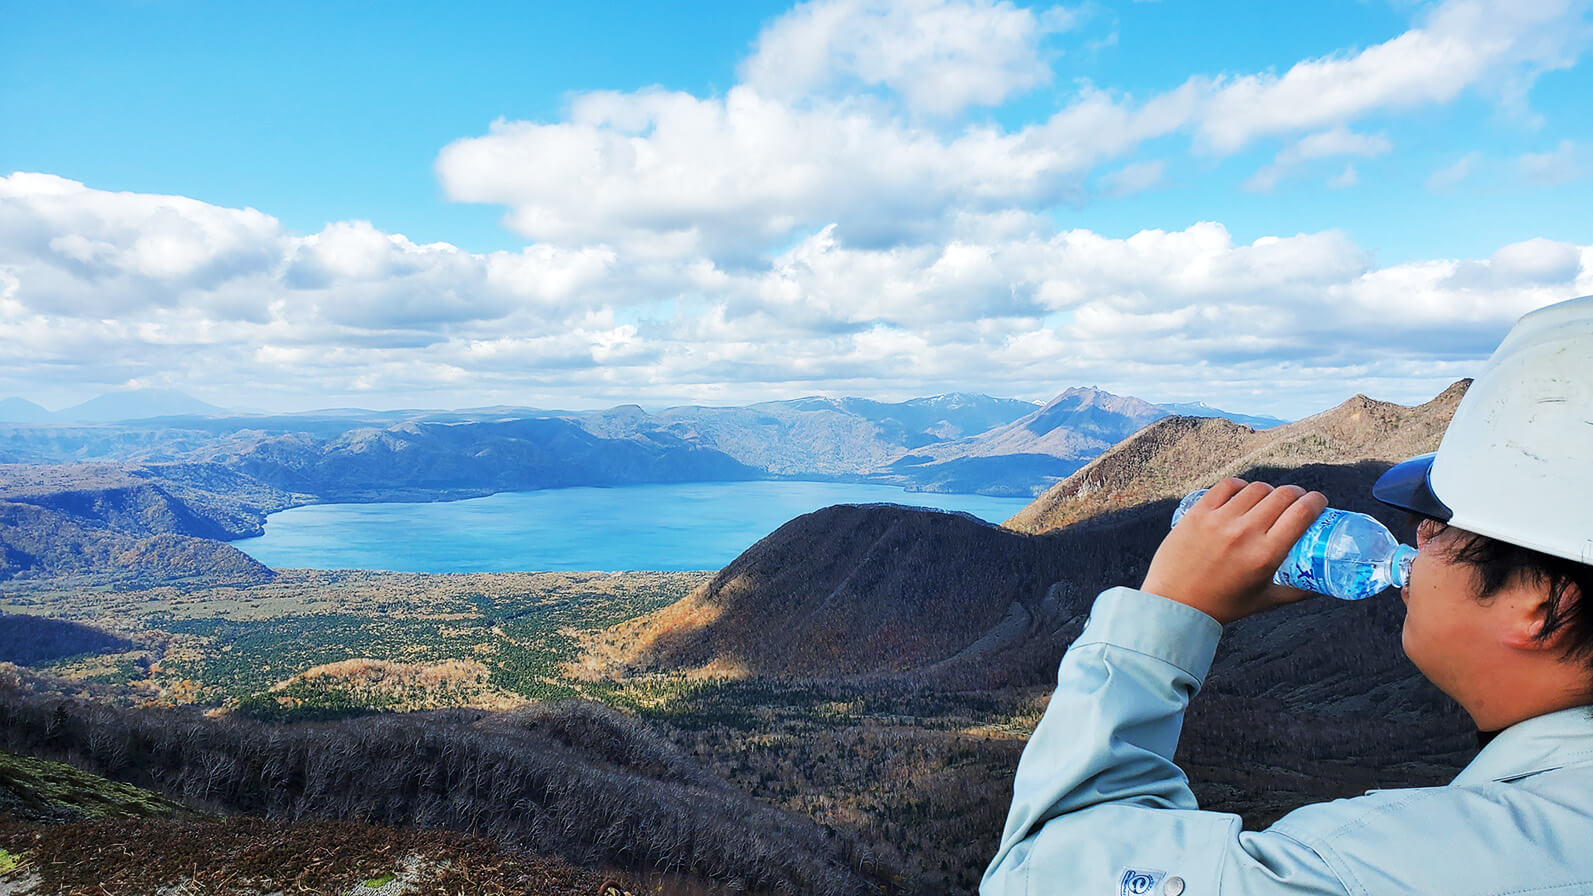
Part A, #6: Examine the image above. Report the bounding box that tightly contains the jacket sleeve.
[981,587,1354,896]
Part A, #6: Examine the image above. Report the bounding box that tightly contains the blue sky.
[3,1,797,251]
[2,0,1591,417]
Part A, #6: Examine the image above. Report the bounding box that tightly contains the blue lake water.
[231,481,1034,573]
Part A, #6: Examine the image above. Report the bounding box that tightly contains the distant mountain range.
[0,387,1284,498]
[882,387,1176,494]
[0,387,1284,429]
[1156,401,1286,430]
[0,382,1428,589]
[0,389,228,423]
[0,398,52,423]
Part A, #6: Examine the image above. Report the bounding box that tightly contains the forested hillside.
[0,463,285,583]
[0,681,888,896]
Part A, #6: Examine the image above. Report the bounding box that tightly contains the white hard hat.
[1374,294,1593,566]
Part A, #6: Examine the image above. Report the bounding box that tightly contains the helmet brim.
[1372,452,1453,521]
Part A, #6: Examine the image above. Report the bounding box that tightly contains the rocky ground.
[0,816,648,896]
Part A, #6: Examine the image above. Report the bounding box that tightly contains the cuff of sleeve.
[1073,586,1224,682]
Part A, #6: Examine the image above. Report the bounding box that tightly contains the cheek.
[1400,555,1479,687]
[1400,605,1424,664]
[1399,560,1443,666]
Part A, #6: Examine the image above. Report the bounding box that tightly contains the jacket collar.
[1452,704,1593,786]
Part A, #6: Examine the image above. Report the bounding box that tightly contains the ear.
[1501,580,1582,651]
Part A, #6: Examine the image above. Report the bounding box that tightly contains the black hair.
[1425,520,1593,672]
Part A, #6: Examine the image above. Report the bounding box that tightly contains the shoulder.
[1267,768,1593,896]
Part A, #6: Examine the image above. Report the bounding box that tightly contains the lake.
[230,480,1034,573]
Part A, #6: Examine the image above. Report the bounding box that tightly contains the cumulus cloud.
[741,0,1079,115]
[0,173,652,403]
[1244,128,1391,192]
[1442,236,1584,288]
[437,86,1091,260]
[435,77,1211,262]
[1519,139,1590,185]
[4,172,1585,417]
[0,172,283,316]
[1196,0,1591,152]
[436,0,1588,267]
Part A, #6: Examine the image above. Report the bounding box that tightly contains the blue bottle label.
[1273,509,1344,594]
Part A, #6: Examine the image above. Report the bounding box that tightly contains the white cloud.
[1426,152,1482,191]
[1196,0,1592,153]
[0,172,283,315]
[0,172,632,346]
[436,0,1589,270]
[3,170,1585,417]
[437,86,1088,260]
[1245,128,1391,192]
[740,0,1078,115]
[1100,159,1166,197]
[1441,236,1584,289]
[1519,139,1590,185]
[1327,166,1359,189]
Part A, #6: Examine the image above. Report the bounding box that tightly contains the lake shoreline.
[229,480,1034,575]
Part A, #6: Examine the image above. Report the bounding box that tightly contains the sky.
[2,0,1591,419]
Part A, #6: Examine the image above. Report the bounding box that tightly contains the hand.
[1141,478,1328,624]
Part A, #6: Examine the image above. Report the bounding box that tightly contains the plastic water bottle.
[1172,489,1418,601]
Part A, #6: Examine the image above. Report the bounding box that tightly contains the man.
[982,295,1593,896]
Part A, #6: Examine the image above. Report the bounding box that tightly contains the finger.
[1199,478,1249,511]
[1267,489,1328,550]
[1252,483,1308,529]
[1220,480,1276,517]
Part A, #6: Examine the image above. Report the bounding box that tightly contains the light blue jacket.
[982,587,1593,896]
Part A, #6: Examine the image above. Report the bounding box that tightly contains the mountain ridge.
[1157,401,1286,429]
[1,387,1282,497]
[1006,379,1470,533]
[875,387,1175,495]
[0,463,289,584]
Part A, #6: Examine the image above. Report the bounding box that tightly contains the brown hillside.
[573,504,1081,682]
[1005,380,1469,534]
[574,497,1204,687]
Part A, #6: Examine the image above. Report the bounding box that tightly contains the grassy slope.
[0,751,669,895]
[0,750,178,822]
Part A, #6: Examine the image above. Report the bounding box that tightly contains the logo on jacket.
[1119,868,1166,896]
